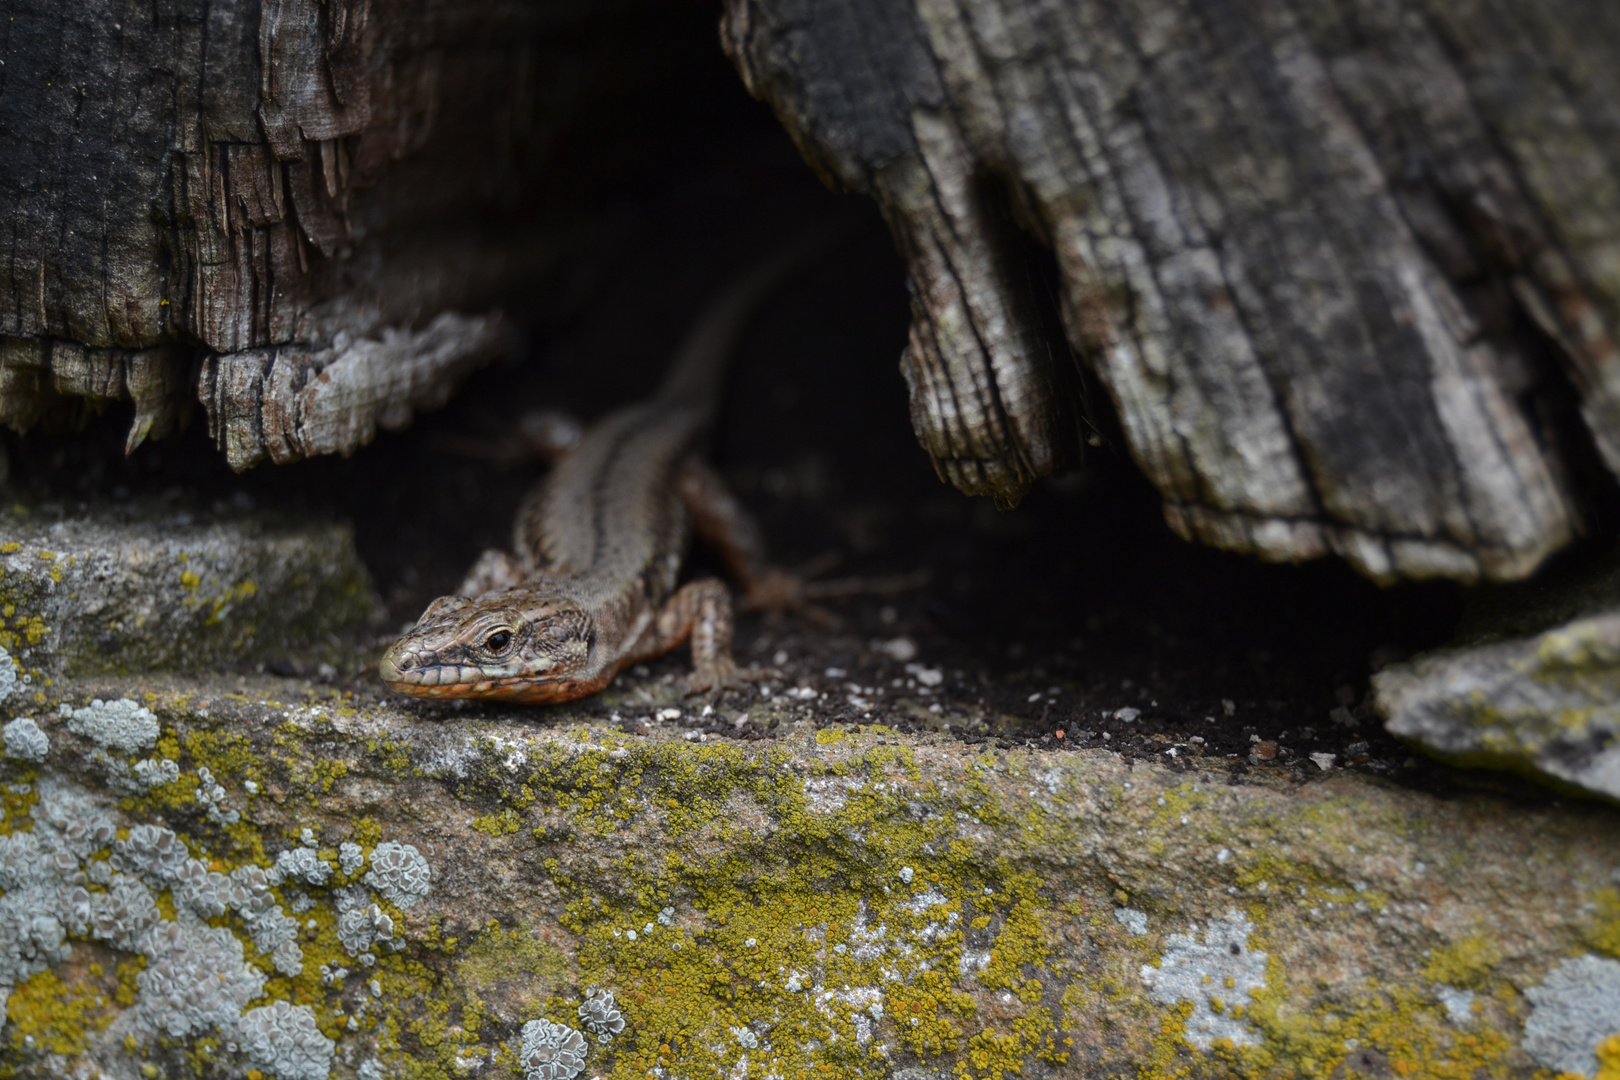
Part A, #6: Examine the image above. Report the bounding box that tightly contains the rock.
[1,671,1617,1079]
[1373,608,1620,804]
[0,502,373,685]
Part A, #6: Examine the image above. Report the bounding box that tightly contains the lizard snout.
[377,643,417,688]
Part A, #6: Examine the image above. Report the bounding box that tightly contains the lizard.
[378,239,824,706]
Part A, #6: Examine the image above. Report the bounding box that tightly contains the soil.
[0,2,1566,806]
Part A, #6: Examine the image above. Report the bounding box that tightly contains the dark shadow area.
[3,0,1547,799]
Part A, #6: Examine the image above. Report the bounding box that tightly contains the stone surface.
[0,502,374,685]
[1374,607,1620,804]
[0,669,1617,1079]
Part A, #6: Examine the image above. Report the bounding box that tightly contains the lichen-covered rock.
[64,697,160,754]
[1,716,48,761]
[0,646,17,704]
[1373,608,1620,802]
[273,845,334,887]
[0,672,1617,1080]
[0,501,373,682]
[578,987,626,1044]
[236,1000,336,1080]
[134,921,266,1038]
[364,840,431,910]
[1139,911,1269,1049]
[520,1018,590,1080]
[1523,955,1620,1077]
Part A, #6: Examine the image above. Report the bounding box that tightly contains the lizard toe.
[684,658,764,697]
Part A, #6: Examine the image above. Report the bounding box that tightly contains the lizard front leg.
[630,577,752,696]
[676,459,812,617]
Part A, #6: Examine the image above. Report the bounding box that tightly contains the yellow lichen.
[1596,1033,1620,1080]
[5,969,108,1055]
[1423,933,1502,990]
[1585,887,1620,959]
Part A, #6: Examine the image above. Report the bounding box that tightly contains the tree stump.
[722,0,1620,582]
[0,0,658,469]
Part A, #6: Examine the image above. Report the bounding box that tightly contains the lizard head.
[379,589,597,703]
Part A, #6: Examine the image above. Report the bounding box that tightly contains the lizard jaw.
[379,641,590,702]
[377,643,485,695]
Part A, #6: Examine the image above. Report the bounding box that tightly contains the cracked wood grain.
[724,0,1620,582]
[0,0,590,466]
[199,311,508,471]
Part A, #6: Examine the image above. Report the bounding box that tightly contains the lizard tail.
[656,223,849,420]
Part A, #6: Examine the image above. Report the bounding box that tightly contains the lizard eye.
[484,630,513,652]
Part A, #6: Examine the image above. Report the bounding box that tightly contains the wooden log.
[722,0,1620,582]
[0,0,621,466]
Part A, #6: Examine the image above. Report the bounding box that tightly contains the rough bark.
[0,0,601,466]
[722,0,1620,583]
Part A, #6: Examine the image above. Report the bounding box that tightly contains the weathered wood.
[0,0,613,466]
[723,0,1620,582]
[199,311,508,470]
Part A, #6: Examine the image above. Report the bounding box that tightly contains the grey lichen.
[1113,907,1149,936]
[89,873,162,949]
[169,856,232,919]
[133,756,180,787]
[519,1018,589,1080]
[339,840,365,876]
[1139,910,1269,1050]
[1522,953,1620,1078]
[237,1000,337,1080]
[2,716,49,761]
[0,770,354,1059]
[364,840,431,909]
[62,697,160,753]
[114,823,193,882]
[243,901,300,954]
[1434,984,1477,1025]
[271,939,306,977]
[195,764,241,825]
[0,645,17,704]
[33,776,118,856]
[336,890,395,957]
[135,921,266,1037]
[578,987,627,1043]
[273,845,334,886]
[0,831,74,986]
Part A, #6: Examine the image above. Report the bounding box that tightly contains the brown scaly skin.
[380,242,818,704]
[377,556,749,704]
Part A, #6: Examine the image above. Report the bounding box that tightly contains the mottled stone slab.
[1374,608,1620,804]
[1,673,1617,1078]
[0,503,373,687]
